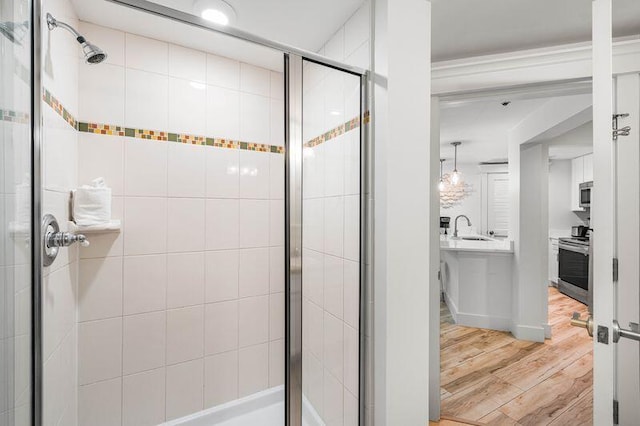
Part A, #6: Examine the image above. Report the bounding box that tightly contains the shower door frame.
[28,1,371,425]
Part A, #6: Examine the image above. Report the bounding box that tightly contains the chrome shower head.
[46,13,108,64]
[0,21,29,45]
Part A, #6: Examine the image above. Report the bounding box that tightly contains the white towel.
[73,177,112,226]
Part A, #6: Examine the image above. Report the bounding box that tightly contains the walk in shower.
[0,0,371,424]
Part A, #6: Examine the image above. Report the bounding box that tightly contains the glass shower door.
[0,0,34,424]
[298,58,364,426]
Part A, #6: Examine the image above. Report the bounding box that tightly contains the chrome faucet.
[453,215,471,238]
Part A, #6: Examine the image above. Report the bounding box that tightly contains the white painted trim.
[432,37,640,95]
[511,324,546,342]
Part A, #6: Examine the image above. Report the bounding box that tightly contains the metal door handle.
[613,320,640,343]
[571,312,594,337]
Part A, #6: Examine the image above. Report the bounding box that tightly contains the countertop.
[440,235,514,253]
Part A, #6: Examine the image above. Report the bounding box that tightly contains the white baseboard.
[443,292,511,331]
[512,324,546,342]
[543,323,552,339]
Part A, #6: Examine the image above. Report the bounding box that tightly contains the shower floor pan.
[163,386,323,426]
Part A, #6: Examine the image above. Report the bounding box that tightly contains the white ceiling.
[431,0,640,62]
[440,94,593,164]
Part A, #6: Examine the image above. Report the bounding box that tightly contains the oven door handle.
[559,244,589,255]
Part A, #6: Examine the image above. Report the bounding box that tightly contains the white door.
[612,73,640,424]
[590,1,640,424]
[486,173,509,237]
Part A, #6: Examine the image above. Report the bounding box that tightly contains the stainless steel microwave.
[579,181,593,209]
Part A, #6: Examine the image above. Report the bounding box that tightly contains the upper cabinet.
[571,153,593,211]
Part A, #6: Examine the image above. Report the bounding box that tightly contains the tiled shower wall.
[301,2,371,425]
[73,23,285,425]
[42,0,81,424]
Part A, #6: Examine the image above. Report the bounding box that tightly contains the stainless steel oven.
[558,237,592,309]
[579,181,592,209]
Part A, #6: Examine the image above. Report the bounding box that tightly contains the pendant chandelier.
[439,142,473,209]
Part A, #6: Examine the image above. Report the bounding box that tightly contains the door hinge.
[613,258,619,282]
[613,399,619,425]
[613,113,631,141]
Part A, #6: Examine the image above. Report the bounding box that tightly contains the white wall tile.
[78,257,123,321]
[43,126,77,193]
[239,199,269,248]
[324,137,345,197]
[269,339,284,387]
[78,378,122,426]
[206,85,240,140]
[343,131,360,196]
[325,72,346,130]
[123,254,167,315]
[269,153,284,200]
[79,22,125,66]
[269,199,284,247]
[344,195,359,261]
[323,369,344,426]
[166,305,204,365]
[238,295,269,347]
[122,368,166,426]
[125,33,168,74]
[324,197,344,257]
[167,198,205,253]
[124,139,167,197]
[206,54,240,90]
[206,146,239,198]
[125,68,168,130]
[270,99,284,147]
[325,28,345,62]
[167,252,205,308]
[239,150,270,199]
[123,197,167,255]
[343,324,359,397]
[343,260,359,330]
[323,312,344,381]
[303,249,324,308]
[204,300,238,355]
[42,265,76,360]
[78,133,124,195]
[240,63,270,97]
[324,255,344,320]
[168,143,206,197]
[123,311,166,375]
[78,317,122,385]
[79,63,125,124]
[269,293,284,341]
[269,246,284,294]
[169,44,206,83]
[205,199,239,250]
[303,144,325,199]
[270,71,284,100]
[238,248,269,298]
[166,359,204,420]
[305,350,324,417]
[239,93,270,144]
[204,351,238,407]
[238,343,268,397]
[303,198,324,252]
[344,389,358,426]
[205,249,239,303]
[169,77,207,135]
[344,3,370,58]
[305,299,323,362]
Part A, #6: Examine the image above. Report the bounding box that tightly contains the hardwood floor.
[440,287,592,425]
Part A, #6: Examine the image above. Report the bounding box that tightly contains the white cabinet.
[571,156,585,211]
[570,153,593,211]
[583,153,593,182]
[548,238,559,284]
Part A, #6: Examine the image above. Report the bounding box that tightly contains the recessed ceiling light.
[194,0,236,26]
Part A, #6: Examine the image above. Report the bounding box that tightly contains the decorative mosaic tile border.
[0,108,29,124]
[43,88,371,154]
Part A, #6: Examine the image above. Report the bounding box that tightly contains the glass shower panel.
[0,0,33,424]
[301,60,361,426]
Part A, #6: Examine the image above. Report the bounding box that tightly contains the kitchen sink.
[460,236,492,241]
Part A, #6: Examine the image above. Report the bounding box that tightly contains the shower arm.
[46,13,84,42]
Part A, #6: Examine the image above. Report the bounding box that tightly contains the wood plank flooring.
[440,287,592,425]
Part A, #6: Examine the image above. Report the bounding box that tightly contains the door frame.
[429,22,640,423]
